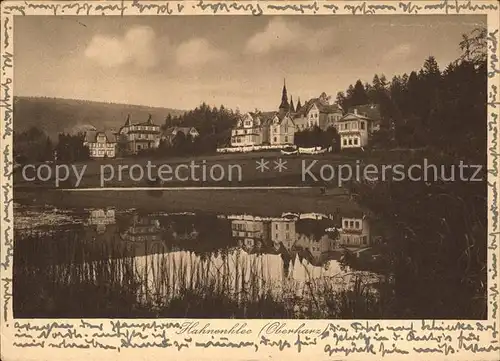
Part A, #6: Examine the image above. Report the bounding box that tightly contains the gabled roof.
[163,126,198,137]
[271,112,295,125]
[241,111,277,127]
[123,114,159,127]
[298,98,343,116]
[348,104,381,121]
[338,113,372,122]
[84,130,117,143]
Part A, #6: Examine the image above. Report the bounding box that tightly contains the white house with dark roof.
[293,93,343,131]
[269,112,295,145]
[118,114,161,154]
[339,215,371,248]
[336,104,381,149]
[230,111,274,146]
[83,130,117,158]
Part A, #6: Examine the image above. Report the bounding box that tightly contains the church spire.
[279,78,289,114]
[290,95,295,113]
[296,97,302,112]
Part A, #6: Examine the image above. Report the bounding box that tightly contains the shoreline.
[13,187,361,217]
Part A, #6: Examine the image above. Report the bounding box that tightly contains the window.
[285,136,288,142]
[285,224,289,230]
[344,220,348,227]
[343,139,347,146]
[360,121,365,130]
[275,224,278,230]
[355,221,360,228]
[273,137,277,142]
[350,221,354,227]
[354,138,358,145]
[349,139,352,145]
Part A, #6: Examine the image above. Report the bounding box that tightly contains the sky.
[15,15,485,112]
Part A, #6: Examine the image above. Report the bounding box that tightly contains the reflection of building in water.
[230,216,271,253]
[170,225,200,242]
[226,212,375,269]
[294,233,340,268]
[87,208,116,233]
[271,220,295,250]
[339,216,371,248]
[121,215,164,243]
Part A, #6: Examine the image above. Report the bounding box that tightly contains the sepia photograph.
[11,13,489,321]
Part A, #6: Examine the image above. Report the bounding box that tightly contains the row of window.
[89,143,115,148]
[232,128,259,135]
[272,126,290,133]
[340,235,369,245]
[232,135,260,143]
[274,232,291,240]
[126,125,158,131]
[342,137,359,146]
[343,219,362,229]
[135,143,155,151]
[339,121,365,131]
[129,133,158,140]
[90,150,115,156]
[328,114,342,122]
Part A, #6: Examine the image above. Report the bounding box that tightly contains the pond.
[13,201,391,319]
[13,179,487,319]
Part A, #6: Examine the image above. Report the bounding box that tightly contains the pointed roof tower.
[279,78,289,114]
[296,97,302,112]
[290,95,295,113]
[124,114,131,127]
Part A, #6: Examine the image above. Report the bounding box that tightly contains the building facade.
[119,115,161,154]
[269,113,295,145]
[336,105,381,149]
[230,112,272,146]
[339,216,371,247]
[293,94,344,131]
[83,131,117,158]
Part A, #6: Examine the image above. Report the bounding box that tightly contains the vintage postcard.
[1,0,499,360]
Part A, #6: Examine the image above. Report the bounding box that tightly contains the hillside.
[13,96,186,139]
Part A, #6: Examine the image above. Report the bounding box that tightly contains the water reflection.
[14,205,389,318]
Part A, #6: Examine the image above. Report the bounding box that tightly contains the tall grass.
[353,171,487,319]
[14,230,387,318]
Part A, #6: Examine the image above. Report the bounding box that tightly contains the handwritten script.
[8,320,499,355]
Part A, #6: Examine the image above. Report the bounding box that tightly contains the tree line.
[335,27,486,161]
[14,27,486,162]
[14,128,90,163]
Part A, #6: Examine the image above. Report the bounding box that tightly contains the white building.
[118,114,161,154]
[338,216,371,247]
[83,131,117,158]
[336,104,382,149]
[230,112,272,147]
